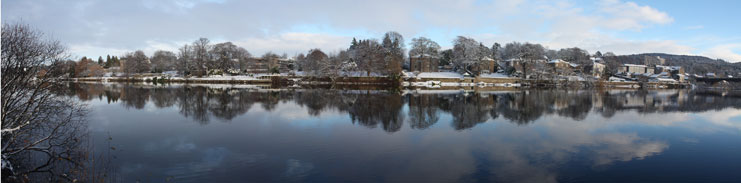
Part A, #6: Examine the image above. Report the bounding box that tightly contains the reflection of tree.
[151,88,176,108]
[407,94,440,129]
[498,91,547,125]
[445,93,494,130]
[120,85,150,109]
[68,83,741,131]
[357,92,404,132]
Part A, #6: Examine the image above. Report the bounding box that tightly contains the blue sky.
[2,0,740,62]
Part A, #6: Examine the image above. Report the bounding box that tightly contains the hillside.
[607,53,741,76]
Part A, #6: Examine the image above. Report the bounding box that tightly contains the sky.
[2,0,740,62]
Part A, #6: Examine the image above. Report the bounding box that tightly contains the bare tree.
[192,38,211,73]
[326,50,350,77]
[452,36,486,74]
[409,36,441,63]
[210,42,243,74]
[176,44,193,75]
[2,23,90,182]
[520,43,546,79]
[556,47,590,66]
[303,49,328,76]
[74,57,105,77]
[491,43,502,60]
[121,50,150,75]
[150,50,177,73]
[350,39,384,76]
[236,47,251,74]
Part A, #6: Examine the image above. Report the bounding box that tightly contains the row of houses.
[243,57,295,74]
[615,56,685,83]
[409,54,591,78]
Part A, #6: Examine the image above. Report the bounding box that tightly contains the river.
[62,83,741,182]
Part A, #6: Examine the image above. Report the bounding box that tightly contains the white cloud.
[598,0,674,31]
[236,32,351,56]
[11,0,737,62]
[702,44,741,62]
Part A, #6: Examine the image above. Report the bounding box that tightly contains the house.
[500,58,525,74]
[592,60,605,77]
[548,59,579,75]
[245,57,282,74]
[480,56,498,74]
[620,64,653,75]
[548,59,570,69]
[409,54,439,72]
[471,56,497,75]
[644,56,666,66]
[278,57,296,73]
[609,76,627,82]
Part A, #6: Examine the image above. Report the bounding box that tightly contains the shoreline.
[63,75,691,89]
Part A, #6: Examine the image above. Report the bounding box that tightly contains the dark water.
[63,83,741,182]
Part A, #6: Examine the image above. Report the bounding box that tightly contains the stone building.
[644,56,666,66]
[409,54,439,72]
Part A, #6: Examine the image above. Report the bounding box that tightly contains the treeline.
[64,31,739,78]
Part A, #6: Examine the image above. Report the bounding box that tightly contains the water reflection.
[62,83,741,182]
[62,83,741,132]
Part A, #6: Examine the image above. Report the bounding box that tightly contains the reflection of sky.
[84,92,741,182]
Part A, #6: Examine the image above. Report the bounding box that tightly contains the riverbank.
[65,74,691,89]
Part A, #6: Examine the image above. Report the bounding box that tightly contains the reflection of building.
[409,54,439,72]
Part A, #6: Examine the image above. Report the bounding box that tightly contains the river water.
[64,83,741,182]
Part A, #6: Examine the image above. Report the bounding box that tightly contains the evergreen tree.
[350,37,358,49]
[98,56,104,65]
[114,56,120,67]
[104,55,112,68]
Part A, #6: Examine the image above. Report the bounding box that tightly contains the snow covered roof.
[479,73,511,78]
[653,78,676,82]
[416,72,463,79]
[412,54,439,58]
[624,64,647,67]
[548,59,567,63]
[569,63,579,67]
[481,56,495,61]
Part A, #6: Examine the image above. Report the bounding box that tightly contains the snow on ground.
[478,73,513,78]
[416,72,463,79]
[340,71,385,77]
[180,75,262,81]
[162,71,179,77]
[402,71,416,78]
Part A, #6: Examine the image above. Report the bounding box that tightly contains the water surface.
[65,83,741,182]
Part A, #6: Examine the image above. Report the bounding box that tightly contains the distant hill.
[607,53,741,76]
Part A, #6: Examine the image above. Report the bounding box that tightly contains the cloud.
[6,0,733,62]
[236,32,351,56]
[702,44,741,62]
[598,0,674,31]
